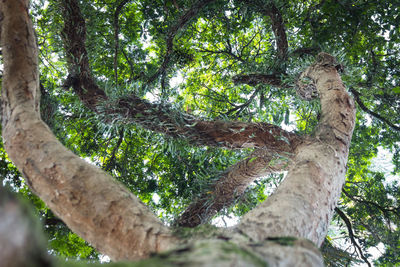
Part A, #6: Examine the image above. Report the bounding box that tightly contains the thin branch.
[104,129,125,172]
[349,87,400,131]
[342,188,400,221]
[113,0,130,82]
[121,48,141,81]
[224,87,261,116]
[335,207,372,267]
[197,48,247,63]
[147,0,217,84]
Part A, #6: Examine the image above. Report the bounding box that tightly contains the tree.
[1,0,399,266]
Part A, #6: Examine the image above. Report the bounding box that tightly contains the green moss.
[265,236,297,246]
[172,224,223,240]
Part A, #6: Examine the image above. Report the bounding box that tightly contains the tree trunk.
[0,1,355,266]
[0,0,177,260]
[239,53,356,247]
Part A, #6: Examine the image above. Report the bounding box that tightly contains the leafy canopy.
[1,0,399,265]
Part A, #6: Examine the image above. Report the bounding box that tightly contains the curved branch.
[176,148,293,227]
[238,53,356,247]
[264,3,288,60]
[335,207,371,267]
[60,0,107,109]
[105,95,301,149]
[147,0,217,84]
[241,0,288,60]
[1,0,178,260]
[349,87,400,131]
[60,0,302,150]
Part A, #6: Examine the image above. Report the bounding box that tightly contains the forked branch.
[1,0,178,260]
[147,0,217,84]
[61,0,301,150]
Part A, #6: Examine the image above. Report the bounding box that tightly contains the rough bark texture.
[176,148,294,227]
[264,2,288,60]
[61,0,107,110]
[0,185,52,267]
[105,95,302,149]
[0,0,177,260]
[238,53,356,247]
[60,0,300,150]
[1,1,348,266]
[1,185,323,267]
[232,73,287,87]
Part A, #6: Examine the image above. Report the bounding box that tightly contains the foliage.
[1,0,399,265]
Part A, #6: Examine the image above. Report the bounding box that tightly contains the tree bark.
[232,73,287,87]
[240,0,288,61]
[60,0,301,150]
[0,0,178,260]
[176,147,294,227]
[1,184,324,267]
[0,1,350,266]
[239,53,356,247]
[0,185,52,267]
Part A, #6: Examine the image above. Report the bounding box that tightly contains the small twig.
[147,0,217,85]
[349,87,400,131]
[113,0,130,83]
[335,207,372,267]
[104,129,125,172]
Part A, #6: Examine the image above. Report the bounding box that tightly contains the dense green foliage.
[1,0,399,265]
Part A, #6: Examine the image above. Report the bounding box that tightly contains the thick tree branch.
[105,94,301,149]
[335,207,372,267]
[238,53,356,247]
[61,0,301,150]
[232,73,287,87]
[264,3,288,60]
[176,148,293,227]
[60,0,107,109]
[0,0,178,260]
[349,87,400,131]
[241,0,288,61]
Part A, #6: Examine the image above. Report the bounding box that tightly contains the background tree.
[0,0,399,266]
